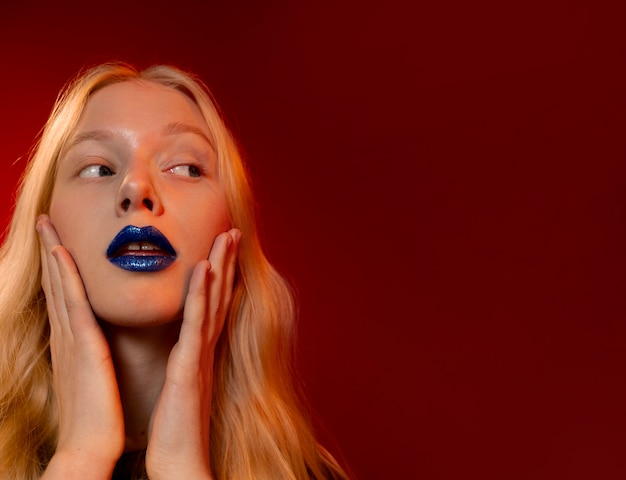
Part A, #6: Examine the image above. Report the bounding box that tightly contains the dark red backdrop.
[1,1,625,478]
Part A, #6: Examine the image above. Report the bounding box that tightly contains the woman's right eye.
[79,165,114,178]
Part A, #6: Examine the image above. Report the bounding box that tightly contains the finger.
[173,231,238,368]
[221,229,241,316]
[50,246,103,337]
[163,261,210,389]
[37,217,69,331]
[177,260,211,355]
[207,228,239,347]
[36,214,62,252]
[37,216,96,336]
[174,231,239,366]
[39,237,55,317]
[38,217,79,336]
[206,231,234,324]
[39,238,63,355]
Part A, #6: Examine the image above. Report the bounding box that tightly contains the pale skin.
[37,81,241,479]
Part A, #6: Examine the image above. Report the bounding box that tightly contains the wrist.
[147,456,213,480]
[42,448,118,480]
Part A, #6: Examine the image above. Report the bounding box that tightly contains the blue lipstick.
[107,225,176,272]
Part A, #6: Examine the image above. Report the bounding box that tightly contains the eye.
[169,165,202,178]
[79,165,115,178]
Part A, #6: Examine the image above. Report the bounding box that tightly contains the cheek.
[48,193,113,303]
[49,195,97,256]
[181,198,231,257]
[47,191,66,233]
[48,195,78,251]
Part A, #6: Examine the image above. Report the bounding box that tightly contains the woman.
[0,63,348,479]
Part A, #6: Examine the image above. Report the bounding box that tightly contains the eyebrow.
[161,122,214,150]
[66,129,115,150]
[65,122,215,151]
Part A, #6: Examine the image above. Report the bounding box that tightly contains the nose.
[116,164,164,216]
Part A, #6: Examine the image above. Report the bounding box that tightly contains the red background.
[1,1,626,478]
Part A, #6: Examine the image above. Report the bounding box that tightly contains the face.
[49,80,230,327]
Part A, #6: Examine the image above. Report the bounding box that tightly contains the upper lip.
[106,225,176,258]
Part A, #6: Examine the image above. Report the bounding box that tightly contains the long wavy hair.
[0,63,348,480]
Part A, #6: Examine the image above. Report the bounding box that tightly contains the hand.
[37,215,125,479]
[145,229,241,480]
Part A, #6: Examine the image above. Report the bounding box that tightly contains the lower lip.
[108,255,176,272]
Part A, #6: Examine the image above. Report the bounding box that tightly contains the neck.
[101,320,182,452]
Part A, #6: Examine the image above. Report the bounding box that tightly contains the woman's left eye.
[169,165,201,177]
[79,165,115,178]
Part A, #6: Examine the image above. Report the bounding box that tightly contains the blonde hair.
[0,63,348,480]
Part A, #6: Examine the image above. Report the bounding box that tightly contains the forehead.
[75,80,209,135]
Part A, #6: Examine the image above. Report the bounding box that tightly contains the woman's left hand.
[145,229,241,480]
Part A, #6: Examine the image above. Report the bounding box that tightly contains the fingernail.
[232,229,242,246]
[35,214,47,235]
[207,265,212,285]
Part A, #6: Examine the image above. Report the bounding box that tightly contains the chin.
[96,310,183,328]
[90,291,185,328]
[77,258,197,328]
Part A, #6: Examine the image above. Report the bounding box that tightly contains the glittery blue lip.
[109,255,176,272]
[107,225,176,272]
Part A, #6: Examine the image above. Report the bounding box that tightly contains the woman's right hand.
[37,215,125,479]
